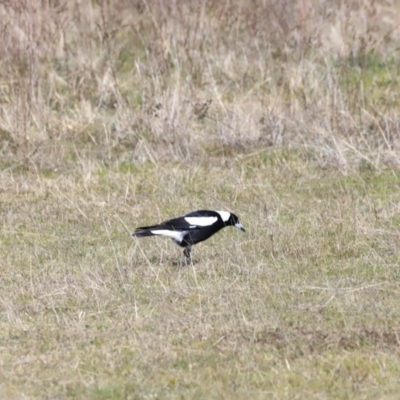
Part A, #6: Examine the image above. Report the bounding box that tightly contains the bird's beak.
[235,223,246,232]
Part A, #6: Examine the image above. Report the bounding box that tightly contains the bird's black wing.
[184,210,219,218]
[133,217,193,234]
[157,215,206,231]
[133,211,221,237]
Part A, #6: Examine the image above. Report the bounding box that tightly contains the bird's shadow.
[171,258,200,267]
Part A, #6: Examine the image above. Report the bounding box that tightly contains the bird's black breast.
[180,224,225,246]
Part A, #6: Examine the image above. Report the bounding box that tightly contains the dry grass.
[1,0,400,398]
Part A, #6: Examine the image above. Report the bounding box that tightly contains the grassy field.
[1,1,400,398]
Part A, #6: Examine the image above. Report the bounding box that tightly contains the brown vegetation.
[1,1,400,398]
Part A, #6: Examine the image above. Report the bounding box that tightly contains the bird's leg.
[183,246,192,259]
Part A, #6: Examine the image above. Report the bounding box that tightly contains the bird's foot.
[183,246,192,260]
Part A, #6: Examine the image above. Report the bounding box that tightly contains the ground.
[1,1,400,399]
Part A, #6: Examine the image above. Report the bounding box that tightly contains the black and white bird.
[132,210,245,258]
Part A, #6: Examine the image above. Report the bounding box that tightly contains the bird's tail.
[132,226,157,238]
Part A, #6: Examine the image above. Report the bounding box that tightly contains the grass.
[2,151,400,398]
[1,0,400,398]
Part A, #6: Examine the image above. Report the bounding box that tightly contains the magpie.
[132,210,245,258]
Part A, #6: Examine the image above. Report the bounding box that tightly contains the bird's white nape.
[184,216,218,226]
[216,211,230,222]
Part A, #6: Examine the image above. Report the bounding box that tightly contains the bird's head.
[222,212,246,232]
